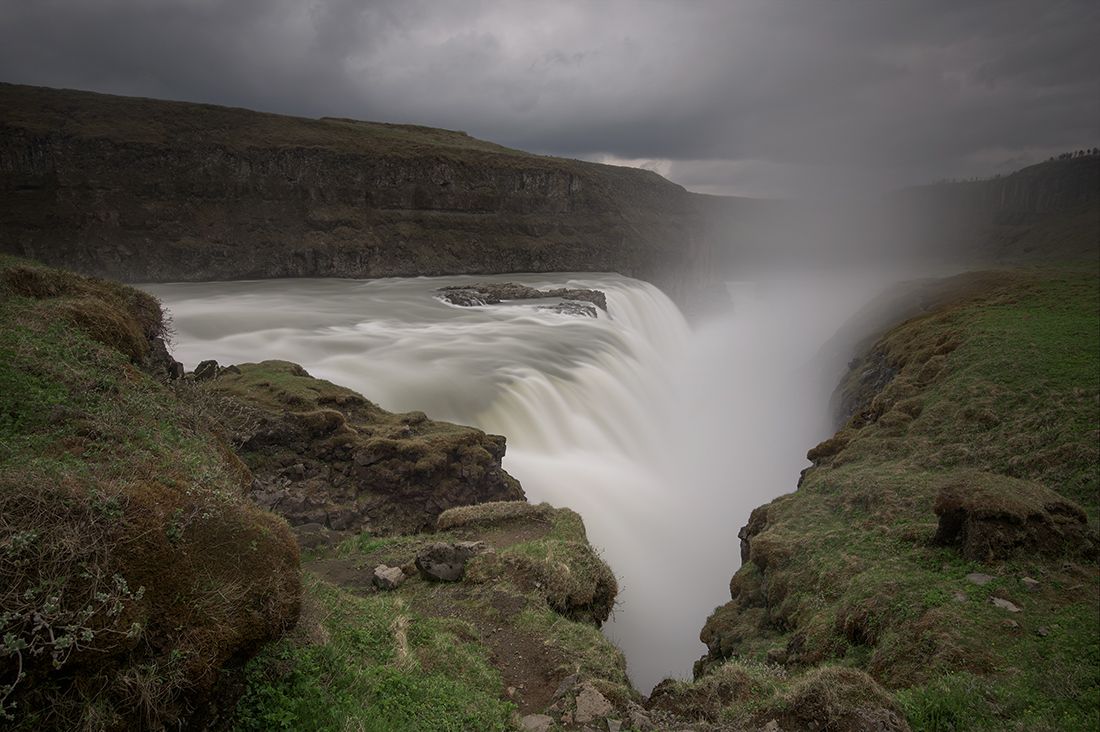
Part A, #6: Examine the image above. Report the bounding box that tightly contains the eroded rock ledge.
[192,359,524,536]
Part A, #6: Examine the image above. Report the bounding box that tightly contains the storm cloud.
[1,0,1097,196]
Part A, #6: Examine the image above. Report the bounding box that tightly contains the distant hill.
[0,83,712,305]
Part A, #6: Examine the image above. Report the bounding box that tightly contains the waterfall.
[146,270,898,691]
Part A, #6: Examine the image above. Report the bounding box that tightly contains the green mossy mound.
[0,256,300,730]
[933,470,1095,561]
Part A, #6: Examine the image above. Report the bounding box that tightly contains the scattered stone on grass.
[372,564,406,591]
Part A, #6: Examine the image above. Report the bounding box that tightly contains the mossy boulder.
[933,470,1095,561]
[750,667,911,732]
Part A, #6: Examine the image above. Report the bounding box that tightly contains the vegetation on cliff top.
[232,501,628,731]
[691,267,1099,731]
[0,256,301,730]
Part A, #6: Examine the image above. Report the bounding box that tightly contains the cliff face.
[0,83,710,305]
[694,269,1099,730]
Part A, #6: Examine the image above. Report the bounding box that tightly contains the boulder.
[194,359,219,380]
[574,681,614,724]
[415,541,488,582]
[536,300,598,318]
[373,564,406,591]
[437,282,608,312]
[520,714,554,732]
[933,471,1095,561]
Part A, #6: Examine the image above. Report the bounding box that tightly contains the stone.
[607,719,622,732]
[1001,619,1020,629]
[966,572,994,586]
[372,564,406,591]
[415,541,487,582]
[627,704,656,731]
[1020,576,1040,590]
[990,597,1022,613]
[194,359,219,380]
[520,714,553,732]
[574,682,613,725]
[554,673,580,700]
[536,300,598,317]
[952,591,968,603]
[437,283,608,311]
[762,722,782,732]
[1037,626,1050,637]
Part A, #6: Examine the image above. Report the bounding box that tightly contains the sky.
[1,0,1097,198]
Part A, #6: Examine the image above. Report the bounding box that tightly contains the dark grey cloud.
[1,0,1097,196]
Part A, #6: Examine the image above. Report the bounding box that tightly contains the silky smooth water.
[146,271,896,691]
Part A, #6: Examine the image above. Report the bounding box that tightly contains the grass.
[693,267,1099,731]
[0,255,299,730]
[233,577,514,732]
[234,502,634,729]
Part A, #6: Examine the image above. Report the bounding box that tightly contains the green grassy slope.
[232,503,630,731]
[0,256,300,730]
[690,267,1099,731]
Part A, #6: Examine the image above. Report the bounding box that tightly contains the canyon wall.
[0,83,713,306]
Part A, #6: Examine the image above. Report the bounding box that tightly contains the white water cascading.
[146,271,898,691]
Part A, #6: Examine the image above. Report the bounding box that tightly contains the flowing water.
[145,271,898,691]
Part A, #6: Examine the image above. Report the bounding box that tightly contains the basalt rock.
[0,83,716,313]
[415,541,488,582]
[437,282,608,312]
[201,360,524,536]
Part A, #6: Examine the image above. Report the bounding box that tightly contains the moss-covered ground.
[0,256,299,730]
[692,267,1099,731]
[231,502,630,731]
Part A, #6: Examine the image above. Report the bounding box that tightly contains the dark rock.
[933,471,1096,561]
[194,359,219,380]
[438,282,608,312]
[142,336,185,380]
[437,288,495,307]
[210,361,524,535]
[738,506,769,564]
[415,541,488,582]
[536,300,598,317]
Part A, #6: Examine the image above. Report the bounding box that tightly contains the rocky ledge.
[188,359,524,536]
[437,282,608,317]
